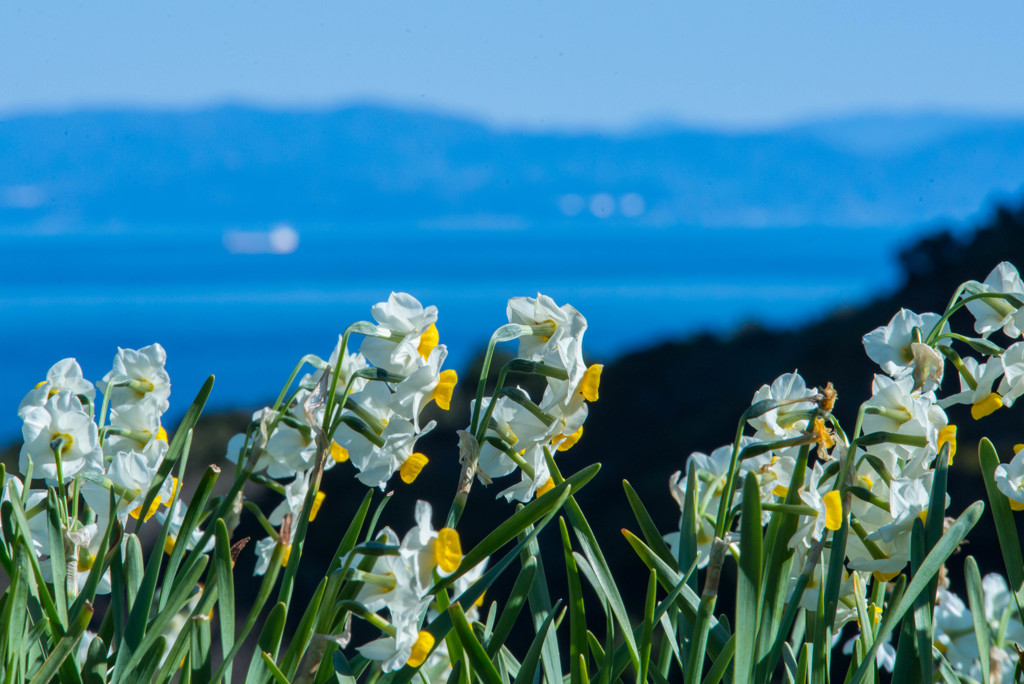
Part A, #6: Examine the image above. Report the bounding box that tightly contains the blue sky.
[2,1,1023,130]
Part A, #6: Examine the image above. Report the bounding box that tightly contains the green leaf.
[559,517,588,683]
[159,463,220,612]
[546,457,639,674]
[26,600,92,684]
[511,599,563,684]
[280,578,329,678]
[848,501,984,684]
[700,634,735,684]
[245,602,288,684]
[431,462,599,594]
[623,479,677,569]
[261,652,292,684]
[45,489,69,627]
[484,554,536,658]
[213,520,237,683]
[448,602,504,684]
[965,556,991,684]
[327,489,374,575]
[639,568,657,684]
[81,635,108,684]
[620,529,731,657]
[978,437,1024,625]
[735,473,762,684]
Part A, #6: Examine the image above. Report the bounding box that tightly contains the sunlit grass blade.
[978,437,1024,625]
[26,600,92,684]
[621,530,731,657]
[45,489,68,627]
[700,634,735,684]
[623,479,676,568]
[245,601,288,684]
[511,599,563,684]
[280,577,328,678]
[546,456,639,674]
[559,517,588,682]
[735,472,762,684]
[432,462,599,594]
[449,602,504,684]
[964,556,991,684]
[484,554,536,658]
[639,568,657,684]
[213,519,236,683]
[261,651,292,684]
[160,463,221,611]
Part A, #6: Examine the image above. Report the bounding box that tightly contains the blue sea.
[0,222,920,443]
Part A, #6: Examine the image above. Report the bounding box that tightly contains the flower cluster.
[470,294,602,502]
[668,261,1024,658]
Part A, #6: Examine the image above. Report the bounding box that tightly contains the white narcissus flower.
[391,345,458,427]
[99,343,172,412]
[104,445,176,521]
[400,500,464,593]
[792,462,844,549]
[862,309,948,379]
[18,358,96,419]
[262,422,317,480]
[299,337,370,396]
[867,474,937,545]
[103,395,167,458]
[861,375,947,471]
[993,446,1024,510]
[963,262,1024,338]
[747,372,818,441]
[939,355,1006,420]
[997,341,1024,407]
[20,391,103,481]
[356,592,433,672]
[507,294,588,397]
[268,470,326,526]
[360,292,440,376]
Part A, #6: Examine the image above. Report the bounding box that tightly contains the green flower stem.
[470,329,508,435]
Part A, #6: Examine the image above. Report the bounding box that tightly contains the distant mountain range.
[1,106,1023,231]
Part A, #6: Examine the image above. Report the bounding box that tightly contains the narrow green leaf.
[261,652,292,684]
[484,555,536,658]
[81,635,108,684]
[511,599,562,684]
[546,457,639,673]
[161,463,221,611]
[640,568,657,684]
[965,556,991,684]
[700,634,736,684]
[122,534,144,615]
[45,489,68,627]
[978,437,1024,625]
[327,489,375,574]
[449,602,504,684]
[559,518,588,682]
[190,614,213,680]
[26,600,92,684]
[432,462,599,594]
[621,529,731,656]
[213,519,236,683]
[245,602,288,684]
[735,472,762,683]
[281,577,329,677]
[623,479,676,568]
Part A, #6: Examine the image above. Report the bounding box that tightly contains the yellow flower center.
[51,432,74,456]
[407,631,435,667]
[579,364,603,402]
[330,441,349,463]
[281,544,292,567]
[535,477,556,498]
[400,453,429,484]
[938,425,957,464]
[431,369,458,411]
[1009,498,1024,511]
[554,425,584,452]
[823,490,843,531]
[773,484,789,498]
[971,392,1003,420]
[433,528,462,574]
[417,324,439,360]
[310,491,326,521]
[156,426,169,443]
[164,535,177,555]
[873,570,901,582]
